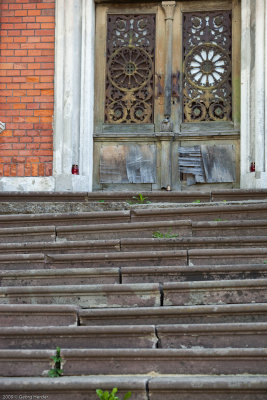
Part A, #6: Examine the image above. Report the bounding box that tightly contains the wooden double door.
[93,0,240,191]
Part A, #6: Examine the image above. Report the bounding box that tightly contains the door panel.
[93,0,240,191]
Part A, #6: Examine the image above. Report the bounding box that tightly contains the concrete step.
[0,325,157,349]
[163,279,267,306]
[0,239,120,255]
[0,304,78,327]
[46,248,267,268]
[0,190,211,203]
[0,268,120,286]
[121,264,267,283]
[120,236,267,251]
[0,226,55,243]
[2,264,266,287]
[0,210,131,228]
[188,247,267,265]
[0,376,148,400]
[46,250,188,268]
[3,236,267,256]
[1,348,266,376]
[2,203,267,231]
[0,376,266,400]
[0,283,161,308]
[2,323,266,350]
[157,322,267,348]
[79,304,267,326]
[131,202,267,222]
[0,253,45,270]
[56,220,192,240]
[212,189,267,201]
[149,375,267,400]
[192,220,267,237]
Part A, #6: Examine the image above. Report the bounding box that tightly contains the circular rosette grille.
[184,43,231,90]
[107,46,153,91]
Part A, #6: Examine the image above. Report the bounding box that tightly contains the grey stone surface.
[0,304,78,327]
[163,279,267,306]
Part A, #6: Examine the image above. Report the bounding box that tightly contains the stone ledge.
[0,283,161,308]
[0,325,157,350]
[0,304,78,327]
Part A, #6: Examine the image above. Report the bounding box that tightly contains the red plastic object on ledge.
[250,162,255,172]
[72,164,79,175]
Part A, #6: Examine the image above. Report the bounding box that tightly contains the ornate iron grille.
[183,11,232,122]
[105,14,155,124]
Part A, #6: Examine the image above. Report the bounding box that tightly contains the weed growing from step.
[96,388,131,400]
[128,193,151,204]
[152,230,179,238]
[48,347,63,377]
[192,199,201,203]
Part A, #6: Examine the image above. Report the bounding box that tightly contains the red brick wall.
[0,0,55,177]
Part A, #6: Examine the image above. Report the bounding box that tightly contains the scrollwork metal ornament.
[183,11,232,122]
[105,14,155,124]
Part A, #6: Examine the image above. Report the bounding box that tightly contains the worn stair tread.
[46,249,188,267]
[0,374,267,388]
[1,348,266,376]
[0,226,56,243]
[79,303,267,325]
[2,323,267,350]
[0,190,211,203]
[4,236,267,256]
[0,267,120,286]
[56,220,191,240]
[0,210,131,227]
[0,304,78,327]
[132,202,267,221]
[121,264,267,283]
[0,325,157,349]
[0,239,121,254]
[0,283,161,308]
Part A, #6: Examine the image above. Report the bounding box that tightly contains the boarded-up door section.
[100,144,157,184]
[178,144,236,185]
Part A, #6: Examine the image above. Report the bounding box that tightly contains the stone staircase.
[0,190,267,399]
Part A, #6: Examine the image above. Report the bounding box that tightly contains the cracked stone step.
[1,348,266,377]
[131,202,267,222]
[0,283,161,308]
[0,239,121,255]
[56,220,192,240]
[163,279,267,306]
[0,226,56,243]
[0,376,148,400]
[0,210,131,228]
[0,267,120,286]
[79,304,267,325]
[157,322,267,348]
[0,304,79,327]
[46,250,188,268]
[188,247,267,265]
[0,325,157,349]
[0,375,267,400]
[192,220,267,237]
[121,264,267,283]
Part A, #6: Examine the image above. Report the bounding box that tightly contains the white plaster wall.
[53,0,95,192]
[240,0,267,188]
